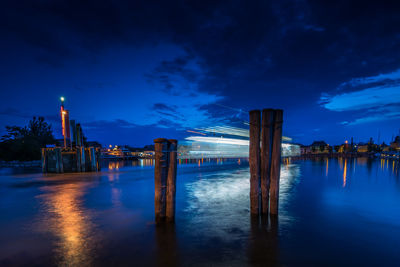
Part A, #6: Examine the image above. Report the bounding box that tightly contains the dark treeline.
[0,117,55,161]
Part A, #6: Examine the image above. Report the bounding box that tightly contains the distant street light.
[60,96,65,102]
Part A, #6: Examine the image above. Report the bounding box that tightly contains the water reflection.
[343,159,347,187]
[184,163,300,243]
[36,182,100,266]
[248,215,279,266]
[105,158,248,171]
[106,159,155,170]
[380,158,399,175]
[155,224,179,267]
[184,168,250,242]
[326,158,329,177]
[278,164,301,225]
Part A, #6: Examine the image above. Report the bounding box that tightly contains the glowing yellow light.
[326,158,329,177]
[343,159,347,187]
[60,96,65,101]
[345,140,348,144]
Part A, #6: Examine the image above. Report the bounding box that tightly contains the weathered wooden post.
[89,147,97,171]
[80,147,86,172]
[261,109,274,214]
[76,148,81,172]
[96,148,101,171]
[166,139,178,222]
[84,148,90,171]
[269,110,283,215]
[249,110,261,214]
[41,148,47,173]
[154,138,169,223]
[55,147,63,173]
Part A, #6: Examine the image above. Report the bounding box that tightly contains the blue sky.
[1,0,400,146]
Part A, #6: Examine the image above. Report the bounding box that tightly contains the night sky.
[1,0,400,146]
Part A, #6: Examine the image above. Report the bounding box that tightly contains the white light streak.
[186,136,249,146]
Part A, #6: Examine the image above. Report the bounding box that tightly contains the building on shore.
[390,136,400,151]
[357,143,369,153]
[301,141,331,155]
[101,145,155,159]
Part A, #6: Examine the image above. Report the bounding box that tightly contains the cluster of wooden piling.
[249,109,283,215]
[41,147,100,173]
[154,139,178,223]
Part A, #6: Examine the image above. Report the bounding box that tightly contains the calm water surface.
[0,158,400,266]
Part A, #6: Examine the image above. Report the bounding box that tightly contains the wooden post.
[96,148,101,171]
[269,110,283,215]
[166,139,178,222]
[249,110,261,214]
[84,148,89,171]
[261,109,274,214]
[89,147,97,171]
[55,147,63,173]
[80,147,86,172]
[54,148,58,173]
[154,138,169,223]
[76,148,81,172]
[41,148,47,173]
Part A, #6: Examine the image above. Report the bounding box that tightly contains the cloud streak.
[320,68,400,125]
[321,85,400,111]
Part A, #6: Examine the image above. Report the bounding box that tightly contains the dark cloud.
[156,118,182,129]
[0,108,59,123]
[0,108,31,118]
[82,118,185,146]
[152,103,177,112]
[2,0,400,144]
[145,55,201,94]
[5,0,400,85]
[156,111,181,121]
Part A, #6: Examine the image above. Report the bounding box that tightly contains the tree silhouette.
[0,117,55,161]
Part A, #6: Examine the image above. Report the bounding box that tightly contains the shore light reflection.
[326,158,329,177]
[37,182,99,266]
[343,159,347,187]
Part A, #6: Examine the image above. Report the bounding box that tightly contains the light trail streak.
[186,136,249,146]
[186,130,206,135]
[195,126,249,138]
[192,125,292,142]
[179,135,300,159]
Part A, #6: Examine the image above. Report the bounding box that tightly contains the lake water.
[1,157,400,266]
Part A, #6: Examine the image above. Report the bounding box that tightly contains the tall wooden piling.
[96,148,101,171]
[154,138,169,223]
[166,139,178,222]
[80,147,86,172]
[269,110,283,215]
[55,147,63,173]
[260,109,274,214]
[89,147,97,171]
[41,148,47,173]
[249,110,261,214]
[76,148,81,172]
